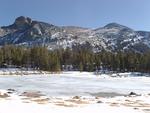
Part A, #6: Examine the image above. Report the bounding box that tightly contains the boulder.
[128,92,140,96]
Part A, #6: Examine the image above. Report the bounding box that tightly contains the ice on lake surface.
[0,72,150,97]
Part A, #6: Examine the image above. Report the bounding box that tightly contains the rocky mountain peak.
[104,23,127,29]
[14,16,32,30]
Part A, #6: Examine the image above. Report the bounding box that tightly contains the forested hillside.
[0,45,150,73]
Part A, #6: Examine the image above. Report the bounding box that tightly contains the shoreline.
[0,89,149,113]
[0,68,148,78]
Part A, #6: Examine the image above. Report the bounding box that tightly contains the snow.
[0,68,50,75]
[0,70,149,113]
[0,97,143,113]
[0,90,145,113]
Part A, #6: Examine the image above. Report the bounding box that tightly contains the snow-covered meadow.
[0,69,150,113]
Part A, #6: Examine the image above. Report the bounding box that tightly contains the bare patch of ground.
[20,91,44,98]
[0,92,9,98]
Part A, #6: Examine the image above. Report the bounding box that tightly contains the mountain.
[0,16,150,53]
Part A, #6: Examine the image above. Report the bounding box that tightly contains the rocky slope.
[0,16,150,53]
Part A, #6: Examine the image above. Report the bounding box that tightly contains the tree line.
[0,45,150,73]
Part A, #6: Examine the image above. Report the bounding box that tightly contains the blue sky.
[0,0,150,30]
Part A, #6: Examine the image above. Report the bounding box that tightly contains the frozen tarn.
[0,72,150,96]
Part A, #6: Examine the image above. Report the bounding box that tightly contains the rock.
[128,92,140,96]
[7,89,16,94]
[97,101,103,103]
[72,96,80,99]
[15,16,31,25]
[7,92,13,94]
[7,89,16,92]
[14,16,32,30]
[134,108,139,110]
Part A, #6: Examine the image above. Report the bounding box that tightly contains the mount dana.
[0,16,150,53]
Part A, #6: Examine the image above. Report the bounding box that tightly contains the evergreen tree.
[79,62,83,72]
